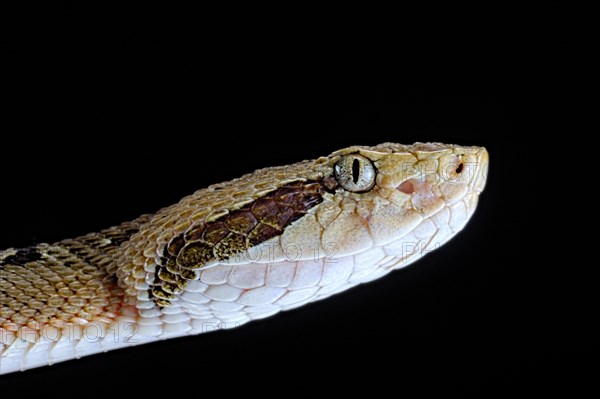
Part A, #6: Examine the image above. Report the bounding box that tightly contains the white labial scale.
[375,255,395,267]
[318,282,355,299]
[203,285,243,301]
[384,229,440,269]
[185,280,209,293]
[464,193,479,220]
[449,200,468,232]
[227,264,267,289]
[288,259,323,289]
[382,232,418,258]
[181,301,211,316]
[391,250,423,271]
[425,206,450,242]
[181,291,211,304]
[413,218,438,241]
[187,312,214,321]
[245,304,281,320]
[136,299,155,309]
[161,305,184,315]
[280,301,310,311]
[201,265,231,285]
[140,308,162,318]
[162,322,191,336]
[161,313,190,324]
[266,261,296,287]
[138,317,162,325]
[410,217,440,253]
[378,255,407,270]
[215,311,248,323]
[210,301,245,312]
[319,256,354,286]
[137,324,163,336]
[351,247,386,281]
[280,214,326,260]
[322,209,373,256]
[237,286,286,306]
[355,268,392,284]
[276,286,319,306]
[317,279,350,297]
[431,206,451,229]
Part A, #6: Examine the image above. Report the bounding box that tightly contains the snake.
[0,142,488,374]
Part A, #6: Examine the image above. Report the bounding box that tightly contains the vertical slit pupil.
[352,158,360,184]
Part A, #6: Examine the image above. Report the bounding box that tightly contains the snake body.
[0,142,488,374]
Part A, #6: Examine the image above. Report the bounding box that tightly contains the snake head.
[311,142,489,267]
[136,141,489,308]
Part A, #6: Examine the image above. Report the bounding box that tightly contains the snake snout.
[472,148,489,193]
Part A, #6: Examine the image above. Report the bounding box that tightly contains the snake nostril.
[397,180,414,194]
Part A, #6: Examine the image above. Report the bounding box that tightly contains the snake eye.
[334,154,376,192]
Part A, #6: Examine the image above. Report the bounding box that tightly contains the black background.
[0,35,594,395]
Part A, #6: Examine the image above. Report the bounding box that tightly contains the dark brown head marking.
[177,242,213,270]
[149,179,330,306]
[202,223,228,245]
